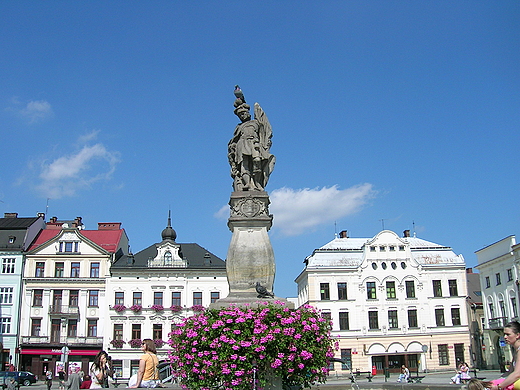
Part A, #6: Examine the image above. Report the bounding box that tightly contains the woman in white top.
[90,350,109,389]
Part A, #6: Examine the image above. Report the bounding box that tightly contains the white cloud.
[270,184,375,236]
[37,141,120,199]
[215,183,376,236]
[20,100,53,123]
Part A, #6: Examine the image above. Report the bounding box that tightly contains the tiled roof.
[28,229,124,253]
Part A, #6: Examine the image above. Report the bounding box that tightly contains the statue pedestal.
[210,191,293,309]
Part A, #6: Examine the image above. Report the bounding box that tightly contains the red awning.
[20,349,98,356]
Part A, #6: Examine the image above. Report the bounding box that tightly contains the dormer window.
[164,251,172,264]
[59,241,79,253]
[8,236,15,244]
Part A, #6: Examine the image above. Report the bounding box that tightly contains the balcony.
[21,336,102,346]
[488,317,508,330]
[49,305,80,316]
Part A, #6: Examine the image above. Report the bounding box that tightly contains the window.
[340,349,352,371]
[405,281,415,298]
[68,319,77,337]
[210,292,220,303]
[438,344,449,365]
[435,308,445,326]
[0,287,13,304]
[367,282,377,299]
[499,299,506,317]
[386,281,396,299]
[153,324,163,340]
[370,246,376,252]
[131,324,141,340]
[69,290,79,307]
[193,292,202,306]
[408,309,418,328]
[512,297,518,318]
[112,361,123,379]
[433,280,442,297]
[339,312,349,330]
[87,320,97,337]
[154,292,163,306]
[172,292,181,307]
[399,245,405,251]
[368,311,379,329]
[322,312,332,323]
[59,241,78,253]
[489,302,495,318]
[33,289,43,306]
[55,262,64,277]
[90,263,100,278]
[114,324,123,340]
[448,280,458,296]
[71,262,80,277]
[0,317,11,333]
[388,310,398,329]
[496,273,502,286]
[389,246,395,251]
[8,236,15,244]
[89,290,99,307]
[485,277,490,288]
[133,292,142,306]
[51,319,61,342]
[508,269,514,282]
[451,308,461,326]
[337,283,347,300]
[320,283,330,300]
[31,319,41,336]
[2,258,15,274]
[380,246,386,252]
[115,292,124,306]
[35,262,45,277]
[52,290,63,308]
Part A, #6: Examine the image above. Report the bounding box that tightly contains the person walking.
[46,370,53,390]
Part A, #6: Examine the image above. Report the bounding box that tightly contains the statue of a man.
[228,89,275,192]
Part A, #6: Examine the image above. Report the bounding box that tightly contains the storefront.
[20,348,99,377]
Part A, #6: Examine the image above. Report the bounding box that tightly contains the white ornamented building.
[295,229,471,376]
[104,215,229,380]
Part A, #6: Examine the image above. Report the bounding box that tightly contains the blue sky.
[1,2,519,299]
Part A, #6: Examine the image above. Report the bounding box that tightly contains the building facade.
[19,217,129,377]
[475,235,519,371]
[104,216,229,380]
[295,229,471,376]
[0,213,45,370]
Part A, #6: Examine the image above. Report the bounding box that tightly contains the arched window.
[164,251,172,264]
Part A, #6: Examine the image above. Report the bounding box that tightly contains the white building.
[295,229,471,376]
[105,216,229,380]
[0,212,45,370]
[475,235,518,370]
[20,217,129,377]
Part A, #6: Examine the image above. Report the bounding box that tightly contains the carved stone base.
[210,191,294,310]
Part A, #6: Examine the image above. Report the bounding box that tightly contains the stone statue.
[228,86,275,191]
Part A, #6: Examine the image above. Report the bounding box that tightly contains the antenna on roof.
[379,219,386,230]
[412,220,416,237]
[45,198,50,219]
[334,221,338,238]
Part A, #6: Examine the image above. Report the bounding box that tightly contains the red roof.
[28,229,124,253]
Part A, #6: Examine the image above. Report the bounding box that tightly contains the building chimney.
[403,230,410,238]
[4,213,18,218]
[339,230,349,238]
[98,222,122,230]
[50,216,58,223]
[37,213,45,219]
[466,268,473,274]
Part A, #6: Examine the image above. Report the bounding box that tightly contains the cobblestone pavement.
[23,370,504,390]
